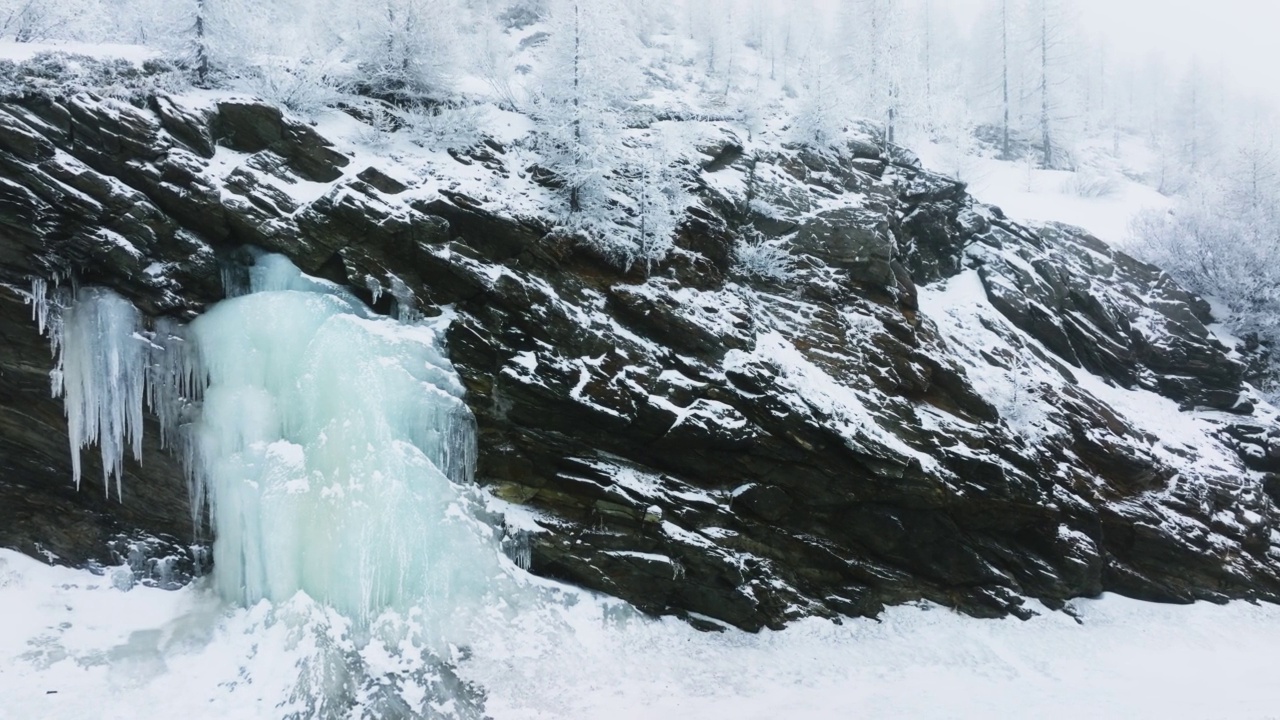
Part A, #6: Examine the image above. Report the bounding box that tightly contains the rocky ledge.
[2,88,1279,630]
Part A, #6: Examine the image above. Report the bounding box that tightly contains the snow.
[27,255,531,715]
[914,137,1174,248]
[2,30,1275,719]
[919,270,1063,442]
[1074,370,1246,485]
[726,330,944,476]
[0,41,156,65]
[918,266,1251,483]
[4,548,1280,720]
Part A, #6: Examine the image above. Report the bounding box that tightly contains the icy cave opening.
[33,254,507,633]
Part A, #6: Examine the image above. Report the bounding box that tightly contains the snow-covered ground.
[0,40,155,64]
[4,548,1280,720]
[915,137,1173,249]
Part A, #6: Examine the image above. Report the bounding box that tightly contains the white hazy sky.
[944,0,1280,104]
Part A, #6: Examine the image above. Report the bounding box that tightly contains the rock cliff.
[3,83,1279,629]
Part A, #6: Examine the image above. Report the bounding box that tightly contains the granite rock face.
[2,90,1278,629]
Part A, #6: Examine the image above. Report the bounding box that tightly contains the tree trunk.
[1001,0,1010,160]
[570,1,582,213]
[194,0,210,88]
[1039,9,1052,168]
[923,0,932,117]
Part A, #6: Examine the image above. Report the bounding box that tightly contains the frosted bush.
[0,52,190,101]
[1130,182,1280,395]
[245,56,346,118]
[354,102,400,150]
[406,102,488,151]
[1060,169,1120,198]
[734,232,795,282]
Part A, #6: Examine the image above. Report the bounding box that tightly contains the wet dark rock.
[357,166,408,194]
[211,100,350,182]
[793,207,894,286]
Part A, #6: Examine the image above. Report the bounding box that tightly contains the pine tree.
[1001,0,1011,158]
[349,0,459,102]
[1020,0,1077,168]
[626,129,688,272]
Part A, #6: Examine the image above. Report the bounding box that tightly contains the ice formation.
[38,253,505,633]
[187,255,500,625]
[31,282,149,498]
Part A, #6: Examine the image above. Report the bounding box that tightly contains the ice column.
[186,254,498,626]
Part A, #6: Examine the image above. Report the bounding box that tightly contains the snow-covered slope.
[915,136,1174,248]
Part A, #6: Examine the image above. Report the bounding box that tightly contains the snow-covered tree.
[839,0,909,145]
[526,0,695,269]
[349,0,459,101]
[790,45,845,149]
[0,0,75,42]
[1132,181,1280,395]
[471,0,520,107]
[190,0,213,85]
[966,0,1019,158]
[908,0,965,144]
[1169,58,1223,173]
[1021,0,1077,168]
[532,0,635,211]
[623,128,690,271]
[1228,104,1280,213]
[145,0,263,87]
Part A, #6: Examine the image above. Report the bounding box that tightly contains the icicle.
[24,275,71,344]
[31,254,506,651]
[53,287,149,499]
[502,528,533,571]
[365,276,384,305]
[145,318,203,447]
[387,275,422,323]
[145,318,208,527]
[27,278,49,334]
[219,257,250,299]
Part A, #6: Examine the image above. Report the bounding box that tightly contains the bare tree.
[1001,0,1011,158]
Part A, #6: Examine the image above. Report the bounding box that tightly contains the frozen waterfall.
[188,256,501,624]
[37,254,506,631]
